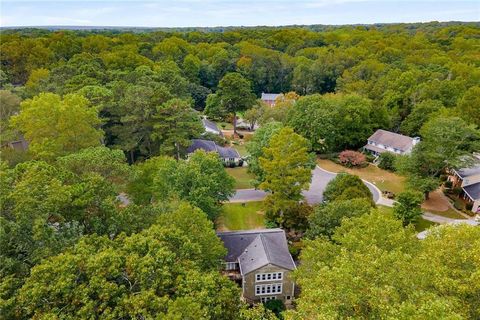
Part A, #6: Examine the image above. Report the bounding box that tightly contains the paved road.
[229,166,381,204]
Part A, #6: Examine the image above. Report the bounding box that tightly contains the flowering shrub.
[338,150,367,168]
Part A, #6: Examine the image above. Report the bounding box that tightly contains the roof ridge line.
[259,234,272,263]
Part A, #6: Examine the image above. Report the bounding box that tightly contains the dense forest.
[1,23,480,319]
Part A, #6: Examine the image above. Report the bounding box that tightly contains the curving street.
[229,166,381,204]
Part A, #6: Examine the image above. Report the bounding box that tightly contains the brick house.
[217,229,296,305]
[449,156,480,214]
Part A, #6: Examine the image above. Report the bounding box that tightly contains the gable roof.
[261,93,282,101]
[186,139,240,159]
[368,129,416,152]
[464,183,480,201]
[202,118,221,133]
[217,229,296,275]
[456,156,480,179]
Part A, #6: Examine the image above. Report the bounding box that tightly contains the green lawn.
[233,144,249,157]
[226,167,254,189]
[318,159,406,194]
[377,205,437,232]
[217,201,265,231]
[427,208,466,219]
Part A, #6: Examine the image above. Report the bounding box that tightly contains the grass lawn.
[226,167,254,189]
[317,159,406,194]
[233,144,249,157]
[217,201,265,231]
[377,205,437,232]
[427,208,466,219]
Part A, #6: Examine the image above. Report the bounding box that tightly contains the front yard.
[317,159,406,194]
[216,201,265,231]
[226,167,254,189]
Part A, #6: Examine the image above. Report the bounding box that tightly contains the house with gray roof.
[187,139,242,167]
[217,229,296,305]
[450,155,480,214]
[261,92,284,107]
[202,118,223,136]
[364,129,420,156]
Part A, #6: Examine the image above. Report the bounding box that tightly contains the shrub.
[377,152,396,171]
[444,180,453,188]
[453,199,465,210]
[264,299,285,319]
[466,203,473,211]
[323,173,373,204]
[338,150,367,168]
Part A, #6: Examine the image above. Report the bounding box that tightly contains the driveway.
[229,166,381,204]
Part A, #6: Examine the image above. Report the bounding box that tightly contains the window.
[255,272,283,282]
[255,284,283,296]
[225,262,238,270]
[261,296,276,303]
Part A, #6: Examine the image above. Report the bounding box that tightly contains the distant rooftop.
[261,93,282,101]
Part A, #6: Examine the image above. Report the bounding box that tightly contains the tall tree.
[288,210,476,319]
[205,72,255,135]
[393,190,424,226]
[259,127,315,226]
[246,121,284,187]
[11,93,103,161]
[151,98,203,159]
[15,203,243,320]
[397,116,480,199]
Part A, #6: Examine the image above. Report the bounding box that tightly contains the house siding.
[242,264,294,305]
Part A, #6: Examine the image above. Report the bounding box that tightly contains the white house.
[202,118,223,136]
[364,129,420,156]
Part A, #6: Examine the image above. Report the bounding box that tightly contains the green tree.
[15,203,243,320]
[56,146,130,182]
[377,151,397,171]
[400,99,443,136]
[259,127,315,226]
[246,121,284,186]
[151,98,203,159]
[393,190,424,226]
[323,172,373,204]
[288,210,468,319]
[128,151,235,220]
[206,72,255,134]
[0,90,21,144]
[307,198,373,239]
[11,93,103,161]
[398,116,480,199]
[455,86,480,127]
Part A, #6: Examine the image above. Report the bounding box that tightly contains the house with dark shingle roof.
[186,139,242,167]
[217,229,296,305]
[364,129,420,156]
[449,155,480,214]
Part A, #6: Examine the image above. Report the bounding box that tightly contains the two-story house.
[449,155,480,214]
[217,229,296,305]
[364,129,420,156]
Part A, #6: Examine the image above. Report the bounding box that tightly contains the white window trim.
[255,272,283,282]
[255,283,283,296]
[225,262,238,270]
[260,296,276,303]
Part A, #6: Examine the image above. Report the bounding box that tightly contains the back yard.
[226,167,254,189]
[216,201,265,231]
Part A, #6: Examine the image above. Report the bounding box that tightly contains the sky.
[1,0,479,27]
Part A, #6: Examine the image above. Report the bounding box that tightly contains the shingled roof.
[217,229,296,275]
[367,129,416,152]
[202,118,221,134]
[186,139,240,159]
[261,93,281,101]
